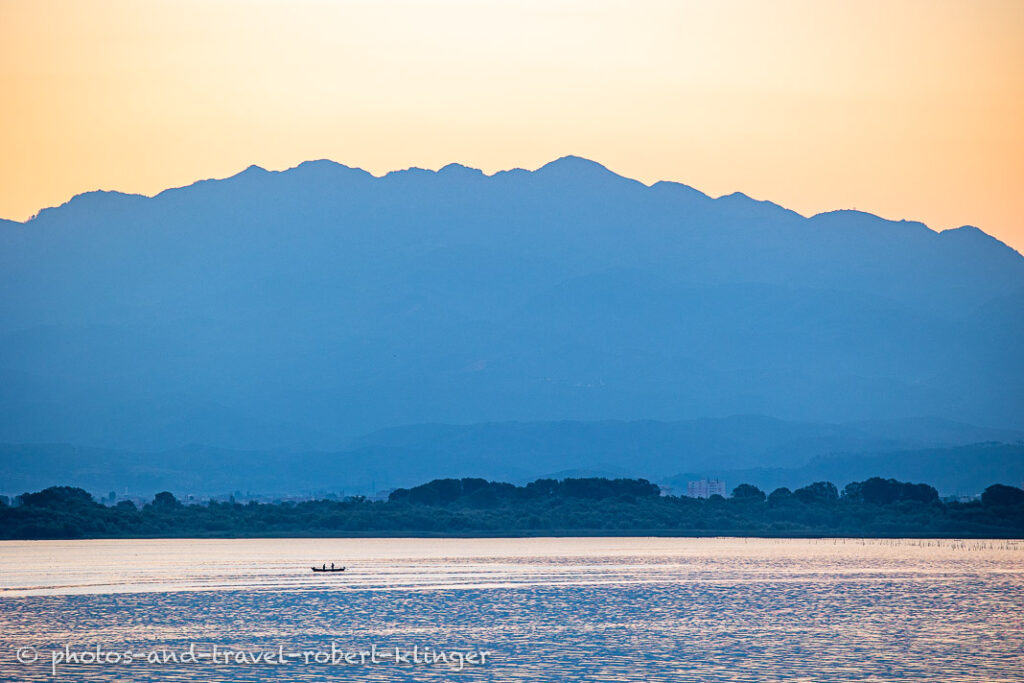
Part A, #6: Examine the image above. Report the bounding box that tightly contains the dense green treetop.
[1,479,1021,540]
[981,484,1024,507]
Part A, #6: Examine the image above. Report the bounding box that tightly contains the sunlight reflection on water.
[1,537,1021,681]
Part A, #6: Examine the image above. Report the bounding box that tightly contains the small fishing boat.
[311,565,346,572]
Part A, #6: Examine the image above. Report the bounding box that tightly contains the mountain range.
[1,156,1022,465]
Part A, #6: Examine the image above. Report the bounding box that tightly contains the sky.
[1,0,1022,251]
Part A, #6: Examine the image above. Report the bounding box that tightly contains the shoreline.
[4,529,1023,541]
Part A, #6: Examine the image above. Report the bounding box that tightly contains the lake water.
[0,537,1021,681]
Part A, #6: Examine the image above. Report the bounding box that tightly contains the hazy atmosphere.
[2,3,1024,682]
[2,155,1023,497]
[1,0,1023,501]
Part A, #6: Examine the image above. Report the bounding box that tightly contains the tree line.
[1,476,1023,540]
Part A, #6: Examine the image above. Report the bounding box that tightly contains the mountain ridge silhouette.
[11,156,1019,257]
[1,156,1021,453]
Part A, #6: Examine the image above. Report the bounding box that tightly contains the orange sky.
[1,0,1022,251]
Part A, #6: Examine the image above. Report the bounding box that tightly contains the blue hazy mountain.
[1,157,1022,451]
[2,418,1022,496]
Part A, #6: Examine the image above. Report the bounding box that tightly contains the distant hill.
[1,156,1022,452]
[347,415,1024,476]
[1,417,1021,497]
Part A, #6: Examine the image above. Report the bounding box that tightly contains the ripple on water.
[0,537,1021,682]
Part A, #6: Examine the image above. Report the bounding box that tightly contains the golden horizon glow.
[1,0,1022,250]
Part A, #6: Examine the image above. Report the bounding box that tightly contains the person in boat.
[322,563,326,570]
[331,563,334,570]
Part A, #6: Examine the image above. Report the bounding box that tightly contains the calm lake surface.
[0,537,1021,682]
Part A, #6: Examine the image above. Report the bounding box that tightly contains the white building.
[686,479,726,499]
